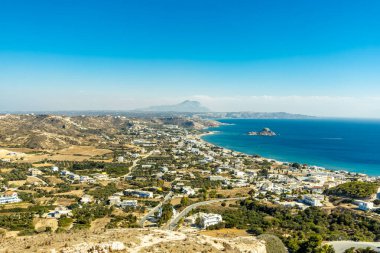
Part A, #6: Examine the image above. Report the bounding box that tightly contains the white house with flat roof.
[359,202,374,211]
[302,195,323,207]
[118,200,138,208]
[199,213,223,229]
[0,191,22,205]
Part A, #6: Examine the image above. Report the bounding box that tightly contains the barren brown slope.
[0,115,134,150]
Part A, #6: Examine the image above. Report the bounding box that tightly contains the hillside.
[0,228,267,253]
[0,114,217,150]
[0,114,133,150]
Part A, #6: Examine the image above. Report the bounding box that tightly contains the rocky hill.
[0,114,133,150]
[0,114,217,150]
[0,228,267,253]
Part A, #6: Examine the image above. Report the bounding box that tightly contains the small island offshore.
[248,128,277,136]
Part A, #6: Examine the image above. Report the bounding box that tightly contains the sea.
[202,119,380,176]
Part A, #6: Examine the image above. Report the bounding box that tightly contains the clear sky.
[1,0,380,117]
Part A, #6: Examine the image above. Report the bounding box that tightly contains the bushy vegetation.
[156,203,173,226]
[0,213,34,231]
[71,204,112,229]
[209,199,380,253]
[326,182,379,199]
[70,161,131,177]
[257,234,287,253]
[88,183,119,201]
[1,168,28,182]
[106,214,138,228]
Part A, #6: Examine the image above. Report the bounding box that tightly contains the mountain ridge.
[138,100,210,112]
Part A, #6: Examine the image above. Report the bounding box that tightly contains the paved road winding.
[138,191,174,227]
[166,197,247,230]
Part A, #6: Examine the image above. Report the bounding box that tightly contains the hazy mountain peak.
[140,100,210,112]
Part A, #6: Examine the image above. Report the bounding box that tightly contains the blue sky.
[0,0,380,117]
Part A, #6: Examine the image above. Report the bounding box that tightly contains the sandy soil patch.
[58,146,113,156]
[200,228,250,238]
[217,187,252,197]
[54,197,76,206]
[26,176,46,185]
[45,176,64,184]
[19,154,50,163]
[55,189,84,197]
[32,163,54,168]
[0,202,32,210]
[7,180,26,187]
[5,148,38,153]
[170,197,182,206]
[90,217,111,233]
[33,218,58,232]
[0,149,26,161]
[0,168,13,173]
[0,228,265,253]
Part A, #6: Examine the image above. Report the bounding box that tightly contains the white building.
[302,195,323,207]
[29,168,43,176]
[182,186,196,196]
[108,195,121,205]
[124,189,153,198]
[80,194,93,204]
[46,206,72,218]
[51,166,59,172]
[359,202,374,211]
[199,213,223,229]
[233,170,246,178]
[117,156,125,163]
[0,191,22,205]
[118,200,138,208]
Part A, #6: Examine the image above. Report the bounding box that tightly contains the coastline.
[198,130,286,166]
[198,123,376,179]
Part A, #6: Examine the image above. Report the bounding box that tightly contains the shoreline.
[198,125,376,179]
[198,130,286,165]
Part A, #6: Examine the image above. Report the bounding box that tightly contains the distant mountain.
[139,100,210,112]
[199,111,314,119]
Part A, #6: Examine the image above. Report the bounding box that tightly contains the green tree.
[180,196,189,207]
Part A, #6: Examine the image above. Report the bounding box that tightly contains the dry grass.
[5,148,37,153]
[54,197,76,206]
[32,163,55,168]
[58,146,112,156]
[0,202,32,210]
[7,180,26,187]
[3,145,114,163]
[45,176,64,184]
[33,218,58,233]
[55,189,84,197]
[89,217,111,233]
[200,228,250,238]
[217,187,252,197]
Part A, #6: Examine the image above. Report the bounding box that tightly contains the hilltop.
[0,114,217,150]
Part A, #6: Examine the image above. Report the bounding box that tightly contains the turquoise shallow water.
[202,119,380,176]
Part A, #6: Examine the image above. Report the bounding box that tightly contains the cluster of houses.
[60,170,109,183]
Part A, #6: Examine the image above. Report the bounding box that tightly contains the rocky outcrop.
[248,128,277,136]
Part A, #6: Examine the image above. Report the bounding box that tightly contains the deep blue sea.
[202,119,380,176]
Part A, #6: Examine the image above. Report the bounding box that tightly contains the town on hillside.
[0,114,380,253]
